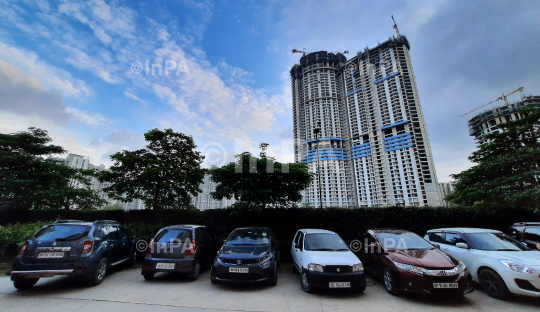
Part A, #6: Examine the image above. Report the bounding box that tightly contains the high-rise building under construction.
[291,34,442,207]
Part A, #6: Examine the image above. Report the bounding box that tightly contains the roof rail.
[53,220,84,224]
[513,222,540,226]
[94,220,119,224]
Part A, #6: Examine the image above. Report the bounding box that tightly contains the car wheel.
[88,258,108,286]
[479,268,511,300]
[268,263,278,286]
[300,270,313,293]
[187,260,200,281]
[13,278,39,290]
[143,272,155,281]
[356,281,367,293]
[383,268,400,295]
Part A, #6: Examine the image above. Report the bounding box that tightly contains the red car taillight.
[19,241,29,255]
[147,239,154,255]
[186,239,196,255]
[82,240,93,254]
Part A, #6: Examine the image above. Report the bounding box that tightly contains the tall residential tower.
[291,35,442,207]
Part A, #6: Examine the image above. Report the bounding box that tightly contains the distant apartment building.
[438,181,457,206]
[191,175,235,210]
[291,34,442,207]
[468,95,540,143]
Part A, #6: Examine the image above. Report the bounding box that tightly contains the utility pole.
[313,123,322,209]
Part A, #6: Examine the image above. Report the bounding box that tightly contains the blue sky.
[0,0,539,182]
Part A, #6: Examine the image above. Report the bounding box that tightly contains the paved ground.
[1,263,539,312]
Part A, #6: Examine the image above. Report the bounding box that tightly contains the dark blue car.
[11,220,136,290]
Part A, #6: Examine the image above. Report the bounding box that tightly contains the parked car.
[507,222,540,251]
[356,229,473,296]
[142,225,218,281]
[11,220,136,290]
[291,229,366,293]
[425,228,540,299]
[210,227,279,285]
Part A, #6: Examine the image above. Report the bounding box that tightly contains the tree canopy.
[0,127,104,210]
[447,107,540,211]
[99,128,205,210]
[209,152,314,209]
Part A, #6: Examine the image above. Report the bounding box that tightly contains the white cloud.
[66,107,107,126]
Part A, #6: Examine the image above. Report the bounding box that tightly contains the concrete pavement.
[1,263,539,312]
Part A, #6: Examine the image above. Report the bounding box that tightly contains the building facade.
[291,35,442,207]
[438,181,457,206]
[468,95,540,143]
[191,175,236,210]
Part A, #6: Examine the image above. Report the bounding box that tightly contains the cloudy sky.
[0,0,539,182]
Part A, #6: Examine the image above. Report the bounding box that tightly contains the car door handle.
[442,248,449,251]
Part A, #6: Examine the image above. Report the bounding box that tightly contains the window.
[104,225,119,240]
[429,232,445,244]
[443,233,466,246]
[524,228,540,241]
[298,232,305,249]
[118,227,129,239]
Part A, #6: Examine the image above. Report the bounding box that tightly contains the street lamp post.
[313,126,322,209]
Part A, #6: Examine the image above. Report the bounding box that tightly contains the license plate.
[329,282,351,288]
[156,263,175,269]
[433,283,459,289]
[229,267,249,273]
[37,252,64,258]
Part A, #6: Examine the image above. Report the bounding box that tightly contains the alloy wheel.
[480,270,500,296]
[301,273,309,289]
[383,271,393,290]
[97,262,107,281]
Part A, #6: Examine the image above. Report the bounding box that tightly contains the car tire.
[187,260,200,281]
[276,251,281,268]
[87,258,108,286]
[479,268,511,300]
[356,282,367,293]
[382,267,400,295]
[268,263,278,286]
[300,270,314,293]
[143,272,155,281]
[210,266,219,284]
[13,278,39,290]
[127,250,137,268]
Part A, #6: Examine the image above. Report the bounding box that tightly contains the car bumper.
[141,255,196,274]
[304,270,366,289]
[394,269,473,295]
[212,260,275,283]
[11,256,98,280]
[499,269,540,297]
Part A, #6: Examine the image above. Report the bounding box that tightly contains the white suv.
[425,228,540,299]
[291,229,366,293]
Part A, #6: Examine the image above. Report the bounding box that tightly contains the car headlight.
[258,254,272,269]
[392,261,425,275]
[308,263,323,272]
[499,260,536,274]
[215,256,225,265]
[258,253,271,263]
[352,263,364,272]
[455,261,466,274]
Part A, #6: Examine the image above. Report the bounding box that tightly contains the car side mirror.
[456,243,469,249]
[365,243,381,253]
[521,242,527,247]
[432,243,440,249]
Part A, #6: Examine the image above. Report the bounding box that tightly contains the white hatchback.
[425,228,540,299]
[291,229,366,293]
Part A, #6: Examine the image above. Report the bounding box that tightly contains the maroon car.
[355,229,474,296]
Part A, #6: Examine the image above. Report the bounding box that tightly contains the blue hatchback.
[11,220,136,290]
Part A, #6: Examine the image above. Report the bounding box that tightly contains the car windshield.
[35,225,91,241]
[304,234,349,251]
[154,229,192,243]
[377,232,434,250]
[465,233,530,251]
[226,229,270,246]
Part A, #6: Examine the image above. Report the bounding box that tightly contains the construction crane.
[392,15,400,36]
[292,48,306,56]
[339,51,349,55]
[460,87,525,117]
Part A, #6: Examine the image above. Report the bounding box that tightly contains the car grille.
[217,273,260,281]
[221,258,258,265]
[323,265,352,274]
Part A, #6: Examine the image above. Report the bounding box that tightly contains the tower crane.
[392,15,400,36]
[292,48,306,57]
[460,87,525,117]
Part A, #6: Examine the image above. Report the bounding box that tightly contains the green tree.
[0,127,104,210]
[99,128,205,210]
[447,107,540,210]
[209,152,314,209]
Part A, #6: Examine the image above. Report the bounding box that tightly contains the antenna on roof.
[392,15,400,37]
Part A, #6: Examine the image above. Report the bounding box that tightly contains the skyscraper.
[291,34,442,207]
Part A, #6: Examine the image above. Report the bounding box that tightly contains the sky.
[0,0,539,182]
